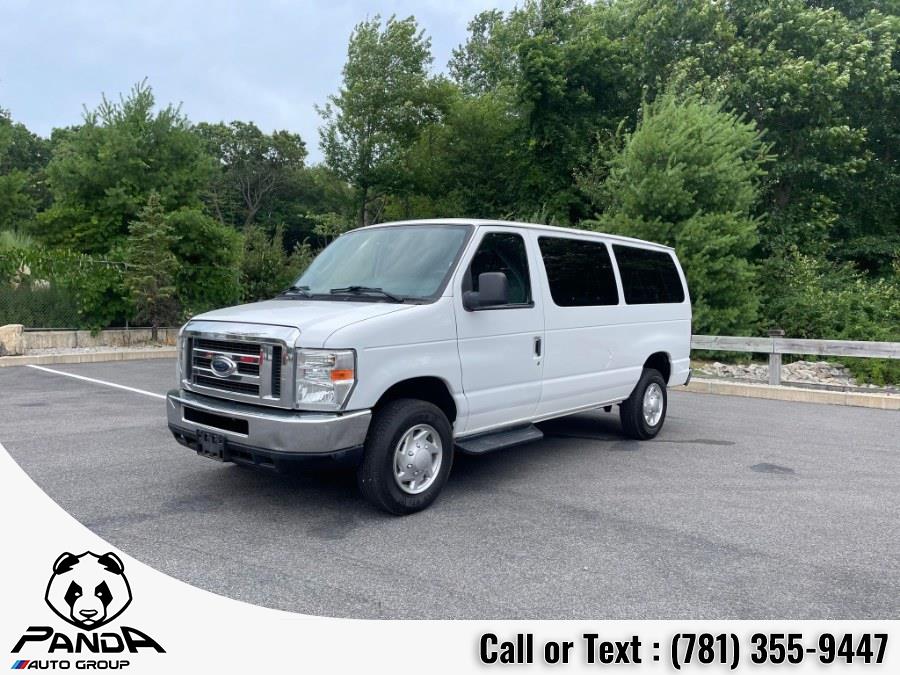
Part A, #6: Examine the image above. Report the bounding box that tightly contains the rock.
[0,324,25,357]
[694,357,876,389]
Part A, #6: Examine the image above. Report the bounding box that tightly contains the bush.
[0,247,130,330]
[761,251,900,385]
[241,225,315,303]
[0,222,316,329]
[170,208,242,316]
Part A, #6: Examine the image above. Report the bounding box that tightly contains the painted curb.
[0,349,177,368]
[685,377,900,411]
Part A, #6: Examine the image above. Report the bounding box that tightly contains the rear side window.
[613,245,685,304]
[538,236,618,306]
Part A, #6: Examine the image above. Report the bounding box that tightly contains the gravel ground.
[694,359,896,391]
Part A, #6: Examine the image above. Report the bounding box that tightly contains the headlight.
[295,349,356,410]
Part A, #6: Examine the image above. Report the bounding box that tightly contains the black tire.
[619,368,668,440]
[357,399,454,515]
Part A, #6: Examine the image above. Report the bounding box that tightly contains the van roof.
[356,218,675,251]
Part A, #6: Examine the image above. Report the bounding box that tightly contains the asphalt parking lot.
[1,359,898,619]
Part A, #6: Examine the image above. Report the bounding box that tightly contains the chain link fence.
[0,282,82,328]
[0,253,126,329]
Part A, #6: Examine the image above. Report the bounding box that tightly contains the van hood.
[188,299,415,347]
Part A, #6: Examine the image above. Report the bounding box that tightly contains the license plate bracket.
[196,430,226,461]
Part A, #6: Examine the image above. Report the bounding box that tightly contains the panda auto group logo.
[46,552,132,631]
[10,551,165,671]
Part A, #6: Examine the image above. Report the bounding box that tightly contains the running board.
[455,424,544,455]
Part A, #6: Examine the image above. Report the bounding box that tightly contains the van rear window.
[539,237,618,306]
[612,245,685,304]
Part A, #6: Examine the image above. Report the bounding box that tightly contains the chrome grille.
[185,333,290,407]
[271,346,282,394]
[195,338,261,355]
[192,353,260,377]
[194,374,260,394]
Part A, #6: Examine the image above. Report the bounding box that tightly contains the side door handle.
[534,336,542,357]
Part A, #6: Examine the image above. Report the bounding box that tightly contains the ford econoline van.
[167,219,692,513]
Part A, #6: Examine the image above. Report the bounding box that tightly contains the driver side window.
[464,232,532,306]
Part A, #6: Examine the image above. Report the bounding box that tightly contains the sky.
[0,0,519,162]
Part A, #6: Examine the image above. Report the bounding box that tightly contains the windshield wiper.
[329,286,404,303]
[278,284,312,298]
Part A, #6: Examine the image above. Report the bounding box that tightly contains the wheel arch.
[643,351,672,385]
[373,376,458,424]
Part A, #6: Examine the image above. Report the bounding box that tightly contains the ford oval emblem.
[210,355,237,377]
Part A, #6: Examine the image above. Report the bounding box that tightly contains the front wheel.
[619,368,668,440]
[357,399,454,515]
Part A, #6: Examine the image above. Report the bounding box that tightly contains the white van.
[167,219,691,513]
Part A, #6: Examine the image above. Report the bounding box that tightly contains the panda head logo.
[44,551,132,631]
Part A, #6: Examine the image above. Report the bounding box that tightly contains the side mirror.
[463,272,509,310]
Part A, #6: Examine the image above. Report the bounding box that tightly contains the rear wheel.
[619,368,668,439]
[357,399,454,515]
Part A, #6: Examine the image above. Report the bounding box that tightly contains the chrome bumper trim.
[166,389,371,455]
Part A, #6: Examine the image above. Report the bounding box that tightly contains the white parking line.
[26,364,166,400]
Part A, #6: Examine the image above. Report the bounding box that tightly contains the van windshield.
[292,225,471,301]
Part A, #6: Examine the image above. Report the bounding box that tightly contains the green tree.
[450,1,592,97]
[449,8,531,97]
[0,170,36,232]
[195,121,307,229]
[258,166,356,251]
[0,108,51,172]
[240,224,312,302]
[168,207,243,315]
[450,0,631,223]
[123,193,180,340]
[721,0,897,263]
[581,95,770,334]
[0,108,50,232]
[447,0,899,274]
[38,80,214,253]
[603,0,735,101]
[305,211,353,244]
[318,15,448,225]
[821,6,900,274]
[399,92,530,219]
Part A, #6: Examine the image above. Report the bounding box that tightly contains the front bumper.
[166,389,371,462]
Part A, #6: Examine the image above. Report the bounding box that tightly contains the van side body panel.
[534,234,692,415]
[532,231,629,414]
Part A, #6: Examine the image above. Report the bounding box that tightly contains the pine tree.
[123,193,180,341]
[580,95,771,335]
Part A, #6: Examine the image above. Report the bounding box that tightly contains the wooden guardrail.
[691,333,900,385]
